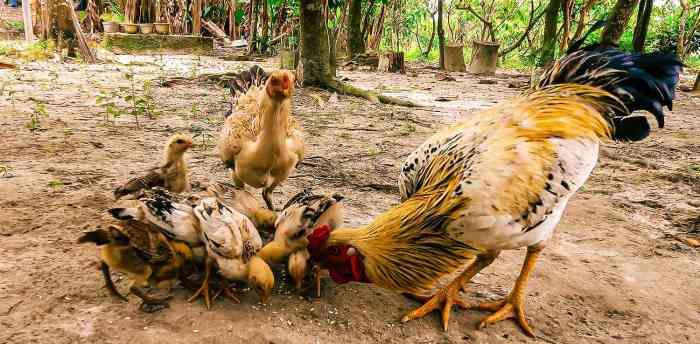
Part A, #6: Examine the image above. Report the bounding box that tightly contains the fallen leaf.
[435,73,456,82]
[685,238,700,247]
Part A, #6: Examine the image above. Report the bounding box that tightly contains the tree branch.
[499,1,545,57]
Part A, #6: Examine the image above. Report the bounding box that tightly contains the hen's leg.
[471,244,544,337]
[187,256,213,309]
[401,274,467,331]
[461,251,500,293]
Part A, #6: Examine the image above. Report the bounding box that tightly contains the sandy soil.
[1,46,699,344]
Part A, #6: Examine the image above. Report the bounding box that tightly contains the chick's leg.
[262,185,276,211]
[187,256,213,309]
[401,274,467,331]
[100,262,128,302]
[471,244,544,337]
[130,284,172,313]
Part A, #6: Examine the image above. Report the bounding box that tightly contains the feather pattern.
[218,85,304,169]
[537,47,682,141]
[109,188,201,244]
[194,197,263,280]
[335,84,616,296]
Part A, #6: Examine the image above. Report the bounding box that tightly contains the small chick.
[78,222,194,312]
[258,189,344,296]
[114,134,193,200]
[190,197,274,308]
[205,181,278,235]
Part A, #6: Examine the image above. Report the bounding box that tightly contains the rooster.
[306,47,681,334]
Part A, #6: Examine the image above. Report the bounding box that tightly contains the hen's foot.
[471,294,534,337]
[400,277,466,331]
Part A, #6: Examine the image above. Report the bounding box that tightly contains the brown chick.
[78,221,196,312]
[258,189,344,296]
[114,133,193,200]
[218,69,304,210]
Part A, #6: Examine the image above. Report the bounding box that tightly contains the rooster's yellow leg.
[401,275,467,331]
[471,245,544,337]
[188,257,213,309]
[313,264,322,297]
[461,251,500,293]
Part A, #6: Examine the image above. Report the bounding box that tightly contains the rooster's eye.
[328,247,340,255]
[175,139,185,144]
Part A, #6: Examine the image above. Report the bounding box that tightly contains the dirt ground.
[1,38,699,343]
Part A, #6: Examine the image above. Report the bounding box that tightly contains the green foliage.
[95,73,160,128]
[27,99,49,133]
[4,20,24,32]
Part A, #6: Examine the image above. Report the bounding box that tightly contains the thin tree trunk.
[559,0,572,50]
[424,13,436,57]
[437,0,445,69]
[632,0,652,53]
[347,0,364,57]
[192,0,201,35]
[539,0,561,66]
[499,0,544,57]
[369,4,385,51]
[572,0,597,42]
[360,0,375,44]
[693,72,700,91]
[678,0,690,57]
[261,0,269,41]
[64,0,97,63]
[248,0,258,53]
[600,0,639,47]
[229,0,236,39]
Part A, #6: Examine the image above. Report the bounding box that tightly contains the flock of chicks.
[79,39,684,337]
[79,69,342,312]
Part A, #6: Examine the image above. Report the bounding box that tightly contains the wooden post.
[22,0,35,40]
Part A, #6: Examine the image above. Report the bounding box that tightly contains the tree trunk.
[539,0,561,66]
[424,13,436,57]
[693,72,700,92]
[360,0,376,44]
[229,0,236,39]
[572,0,598,42]
[559,0,572,51]
[261,0,269,41]
[437,0,445,69]
[369,4,385,51]
[378,51,405,73]
[248,0,258,53]
[299,0,333,86]
[347,0,364,58]
[599,0,639,47]
[632,0,652,53]
[192,0,201,34]
[679,0,690,57]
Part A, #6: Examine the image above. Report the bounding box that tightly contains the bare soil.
[1,49,699,344]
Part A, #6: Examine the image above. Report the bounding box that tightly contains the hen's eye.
[175,139,185,144]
